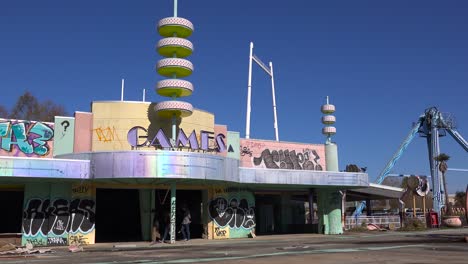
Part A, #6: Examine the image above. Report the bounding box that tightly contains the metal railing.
[345,216,401,230]
[345,215,428,230]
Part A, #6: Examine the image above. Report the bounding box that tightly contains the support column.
[170,183,176,244]
[317,141,343,235]
[280,193,291,233]
[328,191,343,234]
[139,189,154,241]
[201,190,209,239]
[366,199,372,216]
[318,189,343,234]
[308,189,314,224]
[341,191,346,230]
[318,190,328,234]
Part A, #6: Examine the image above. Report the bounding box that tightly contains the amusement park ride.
[354,107,468,217]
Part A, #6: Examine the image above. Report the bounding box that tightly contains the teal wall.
[53,117,75,156]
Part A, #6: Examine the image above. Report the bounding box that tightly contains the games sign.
[127,126,226,153]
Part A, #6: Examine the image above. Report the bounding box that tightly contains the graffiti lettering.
[22,198,96,237]
[72,185,89,194]
[240,146,252,157]
[47,236,67,245]
[69,235,88,245]
[214,227,226,237]
[252,148,323,171]
[209,197,255,229]
[170,199,176,241]
[0,120,54,156]
[93,126,120,143]
[26,238,46,246]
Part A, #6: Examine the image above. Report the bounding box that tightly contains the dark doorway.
[153,189,203,240]
[95,189,142,242]
[255,194,280,235]
[0,190,23,233]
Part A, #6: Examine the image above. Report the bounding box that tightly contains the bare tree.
[8,91,67,122]
[0,105,8,118]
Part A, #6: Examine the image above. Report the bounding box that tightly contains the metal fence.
[345,215,428,230]
[345,216,401,230]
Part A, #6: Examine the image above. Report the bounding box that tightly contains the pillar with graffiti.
[207,187,256,239]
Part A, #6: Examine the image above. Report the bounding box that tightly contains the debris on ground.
[0,243,16,252]
[68,244,83,253]
[0,243,53,255]
[366,223,388,231]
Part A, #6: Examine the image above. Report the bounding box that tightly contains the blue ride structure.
[353,107,468,217]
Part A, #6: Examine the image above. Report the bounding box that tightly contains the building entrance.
[153,189,203,240]
[95,189,142,242]
[0,189,23,233]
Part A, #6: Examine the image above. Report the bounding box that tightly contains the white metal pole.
[245,42,254,139]
[121,79,125,101]
[143,89,146,102]
[270,62,279,141]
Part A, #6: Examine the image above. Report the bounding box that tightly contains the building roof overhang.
[346,183,404,201]
[0,156,89,179]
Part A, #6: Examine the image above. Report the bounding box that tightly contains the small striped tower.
[318,96,342,235]
[321,96,339,172]
[155,0,194,143]
[321,96,336,144]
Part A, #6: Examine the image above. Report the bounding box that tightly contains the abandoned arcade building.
[0,100,368,246]
[0,3,369,247]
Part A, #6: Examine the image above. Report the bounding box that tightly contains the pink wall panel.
[240,139,326,171]
[73,112,93,153]
[214,124,227,157]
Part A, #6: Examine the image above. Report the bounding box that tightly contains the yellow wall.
[91,101,215,151]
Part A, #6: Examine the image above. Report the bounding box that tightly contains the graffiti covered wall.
[21,183,96,246]
[0,119,54,158]
[68,184,96,245]
[208,188,255,239]
[240,139,325,171]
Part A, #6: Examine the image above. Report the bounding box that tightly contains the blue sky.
[0,0,467,193]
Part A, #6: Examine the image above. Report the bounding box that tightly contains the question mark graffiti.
[61,121,70,132]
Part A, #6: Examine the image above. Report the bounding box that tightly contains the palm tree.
[434,153,450,215]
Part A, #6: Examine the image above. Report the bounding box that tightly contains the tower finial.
[326,96,329,105]
[174,0,178,17]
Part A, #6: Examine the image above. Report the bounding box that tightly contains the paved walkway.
[1,229,467,264]
[64,228,468,252]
